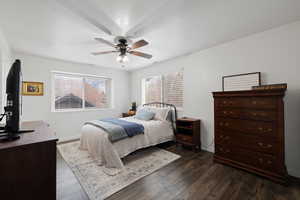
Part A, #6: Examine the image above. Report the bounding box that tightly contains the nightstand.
[122,112,135,117]
[176,118,201,151]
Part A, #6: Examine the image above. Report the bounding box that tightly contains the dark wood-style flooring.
[57,143,300,200]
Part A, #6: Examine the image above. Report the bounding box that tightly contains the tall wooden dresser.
[213,89,287,183]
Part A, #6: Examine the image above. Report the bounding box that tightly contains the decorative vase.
[131,102,137,111]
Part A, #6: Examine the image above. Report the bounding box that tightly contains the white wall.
[0,28,13,113]
[131,21,300,177]
[16,52,131,141]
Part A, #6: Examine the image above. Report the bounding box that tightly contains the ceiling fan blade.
[91,51,118,55]
[58,0,122,36]
[125,0,182,38]
[95,38,116,48]
[129,51,152,59]
[131,40,149,49]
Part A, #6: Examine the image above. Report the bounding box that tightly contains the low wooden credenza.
[213,89,287,183]
[0,121,58,200]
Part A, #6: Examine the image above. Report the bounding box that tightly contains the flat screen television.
[0,59,33,142]
[6,59,21,133]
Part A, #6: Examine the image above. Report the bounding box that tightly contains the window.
[54,75,83,109]
[142,76,162,104]
[84,77,111,109]
[142,70,183,107]
[53,72,112,111]
[163,71,183,107]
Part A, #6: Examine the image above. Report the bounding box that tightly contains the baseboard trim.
[287,168,300,179]
[288,175,300,184]
[201,146,214,153]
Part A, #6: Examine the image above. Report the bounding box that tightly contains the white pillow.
[137,105,144,112]
[153,107,170,121]
[141,106,170,121]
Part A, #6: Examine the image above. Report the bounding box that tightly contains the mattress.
[79,116,174,175]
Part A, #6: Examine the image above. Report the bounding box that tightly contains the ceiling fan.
[92,36,152,63]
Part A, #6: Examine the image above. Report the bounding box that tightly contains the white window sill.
[51,108,115,113]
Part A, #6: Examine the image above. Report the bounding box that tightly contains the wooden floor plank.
[57,144,300,200]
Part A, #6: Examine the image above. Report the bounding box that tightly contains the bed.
[79,102,177,175]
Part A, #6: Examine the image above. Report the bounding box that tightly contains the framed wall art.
[222,72,261,91]
[22,81,44,96]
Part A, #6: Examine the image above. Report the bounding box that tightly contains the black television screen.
[5,59,22,133]
[0,59,33,142]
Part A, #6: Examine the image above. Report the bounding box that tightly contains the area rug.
[57,141,180,200]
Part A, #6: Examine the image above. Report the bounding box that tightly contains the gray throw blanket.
[85,120,128,142]
[85,119,144,143]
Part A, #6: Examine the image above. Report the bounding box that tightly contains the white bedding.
[79,117,174,175]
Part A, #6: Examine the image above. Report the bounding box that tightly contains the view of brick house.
[84,78,108,108]
[144,71,183,107]
[54,76,109,109]
[144,76,162,103]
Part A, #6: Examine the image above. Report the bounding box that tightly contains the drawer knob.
[223,111,227,114]
[252,112,257,116]
[258,158,272,164]
[258,142,273,148]
[252,101,257,104]
[219,147,230,153]
[258,142,263,146]
[267,160,272,165]
[219,135,230,140]
[258,127,263,131]
[261,112,267,116]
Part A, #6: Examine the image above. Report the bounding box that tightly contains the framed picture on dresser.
[222,72,261,91]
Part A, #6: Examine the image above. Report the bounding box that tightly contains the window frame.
[141,75,163,105]
[141,71,184,108]
[51,71,113,112]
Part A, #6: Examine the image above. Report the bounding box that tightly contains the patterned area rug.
[58,141,180,200]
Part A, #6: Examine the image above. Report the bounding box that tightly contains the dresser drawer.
[215,144,280,173]
[216,118,276,138]
[215,97,277,110]
[215,131,278,155]
[176,134,193,144]
[216,108,277,121]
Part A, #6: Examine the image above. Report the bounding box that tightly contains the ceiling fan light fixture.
[122,55,129,62]
[116,55,122,62]
[116,54,129,63]
[93,37,152,61]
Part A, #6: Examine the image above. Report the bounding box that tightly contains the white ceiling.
[0,0,300,70]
